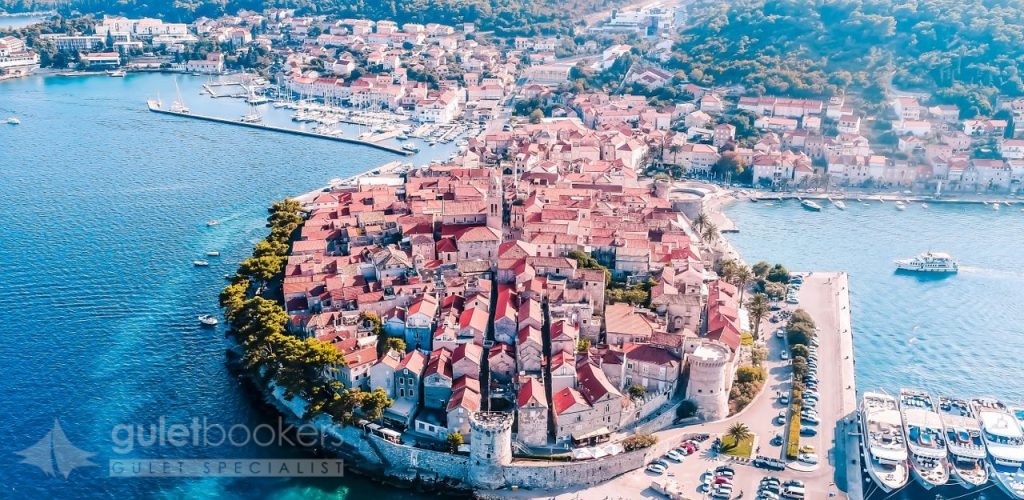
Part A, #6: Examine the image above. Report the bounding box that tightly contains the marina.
[146,99,414,156]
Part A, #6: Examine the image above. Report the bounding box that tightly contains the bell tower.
[487,170,503,231]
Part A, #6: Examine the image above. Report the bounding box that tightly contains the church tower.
[487,170,503,231]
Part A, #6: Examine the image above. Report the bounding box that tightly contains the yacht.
[832,199,847,210]
[401,142,420,153]
[800,200,823,212]
[898,389,949,489]
[171,79,190,114]
[860,392,910,492]
[895,251,958,273]
[198,314,219,327]
[937,397,989,488]
[972,398,1024,499]
[895,201,907,211]
[240,110,262,123]
[5,117,19,125]
[192,260,210,267]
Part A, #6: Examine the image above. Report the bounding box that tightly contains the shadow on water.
[892,269,958,282]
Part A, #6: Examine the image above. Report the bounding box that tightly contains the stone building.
[684,341,732,421]
[515,376,549,447]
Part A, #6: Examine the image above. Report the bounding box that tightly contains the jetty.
[146,100,412,156]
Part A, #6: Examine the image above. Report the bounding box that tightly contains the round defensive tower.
[685,342,731,421]
[468,411,514,489]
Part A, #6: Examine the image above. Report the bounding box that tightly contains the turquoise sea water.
[726,199,1024,499]
[0,14,48,30]
[0,73,445,499]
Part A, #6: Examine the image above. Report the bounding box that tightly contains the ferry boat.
[800,200,823,212]
[898,389,949,489]
[4,117,19,125]
[198,314,219,327]
[894,252,958,273]
[937,397,989,488]
[401,142,420,153]
[192,260,210,267]
[971,397,1024,499]
[860,392,910,492]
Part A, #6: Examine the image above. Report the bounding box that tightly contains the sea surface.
[726,198,1024,499]
[0,13,48,30]
[0,73,454,499]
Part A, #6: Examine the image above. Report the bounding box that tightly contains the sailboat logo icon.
[15,419,96,479]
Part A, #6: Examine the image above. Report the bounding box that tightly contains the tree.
[701,222,719,246]
[358,387,393,422]
[447,431,464,452]
[677,399,699,419]
[735,365,766,384]
[764,281,787,300]
[628,384,647,399]
[766,264,791,283]
[713,151,747,184]
[577,338,591,352]
[751,261,771,278]
[528,108,544,124]
[692,211,709,233]
[734,265,753,302]
[622,433,658,451]
[385,337,407,354]
[746,293,769,340]
[726,422,752,447]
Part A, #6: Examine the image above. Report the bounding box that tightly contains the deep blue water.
[0,73,441,499]
[726,198,1024,499]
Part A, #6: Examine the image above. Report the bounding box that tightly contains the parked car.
[778,394,790,405]
[799,426,818,437]
[652,459,669,468]
[798,453,819,465]
[646,463,666,474]
[770,434,784,446]
[774,413,787,425]
[666,449,684,462]
[801,415,820,425]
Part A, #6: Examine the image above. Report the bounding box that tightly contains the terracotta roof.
[552,386,589,415]
[517,376,548,408]
[604,303,655,336]
[459,307,489,333]
[488,342,515,359]
[424,348,453,379]
[622,343,680,367]
[577,361,621,404]
[447,385,481,412]
[517,325,542,345]
[550,350,575,370]
[456,225,501,243]
[452,342,483,365]
[397,350,427,375]
[452,374,481,393]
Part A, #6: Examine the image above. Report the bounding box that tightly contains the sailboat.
[171,78,190,114]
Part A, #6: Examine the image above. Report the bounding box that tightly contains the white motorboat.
[895,201,907,211]
[206,251,220,257]
[972,398,1024,499]
[401,142,420,153]
[898,389,949,489]
[192,260,210,267]
[108,69,126,77]
[937,397,989,488]
[198,314,218,326]
[861,392,910,492]
[5,117,19,125]
[895,252,958,273]
[801,200,823,212]
[832,199,847,210]
[206,220,219,227]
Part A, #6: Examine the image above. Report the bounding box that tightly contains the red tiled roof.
[517,376,548,408]
[552,386,589,415]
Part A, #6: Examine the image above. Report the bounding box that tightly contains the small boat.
[856,197,864,202]
[206,220,219,226]
[801,200,823,212]
[920,203,929,209]
[992,203,1000,211]
[401,142,420,153]
[832,200,847,210]
[198,314,219,327]
[895,202,907,211]
[193,260,210,267]
[107,69,126,77]
[240,111,262,123]
[206,251,220,257]
[396,133,408,141]
[5,117,20,125]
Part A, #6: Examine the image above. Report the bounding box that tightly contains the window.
[399,378,404,385]
[399,388,405,397]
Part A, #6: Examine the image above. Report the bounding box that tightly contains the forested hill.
[36,0,622,37]
[669,0,1024,114]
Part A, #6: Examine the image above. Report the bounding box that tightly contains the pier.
[146,101,413,156]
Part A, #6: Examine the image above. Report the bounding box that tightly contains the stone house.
[516,326,544,374]
[423,348,454,410]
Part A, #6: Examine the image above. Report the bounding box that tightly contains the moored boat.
[206,220,219,226]
[192,260,209,267]
[206,251,220,257]
[937,397,989,488]
[895,252,958,273]
[198,314,218,326]
[832,199,847,210]
[895,201,907,211]
[401,142,420,153]
[801,200,823,212]
[861,392,910,492]
[898,389,949,489]
[971,397,1024,499]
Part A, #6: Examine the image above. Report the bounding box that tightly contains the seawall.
[147,103,413,156]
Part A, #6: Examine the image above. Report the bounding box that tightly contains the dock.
[146,101,412,156]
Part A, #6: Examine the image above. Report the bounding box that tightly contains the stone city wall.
[368,434,471,482]
[500,448,655,489]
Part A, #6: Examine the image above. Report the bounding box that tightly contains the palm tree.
[734,265,753,302]
[692,211,710,233]
[747,293,769,340]
[701,221,719,245]
[726,422,752,448]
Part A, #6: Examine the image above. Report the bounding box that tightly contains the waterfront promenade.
[146,101,414,156]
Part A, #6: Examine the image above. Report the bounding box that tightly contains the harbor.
[146,99,414,156]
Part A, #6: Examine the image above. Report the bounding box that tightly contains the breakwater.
[147,101,414,156]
